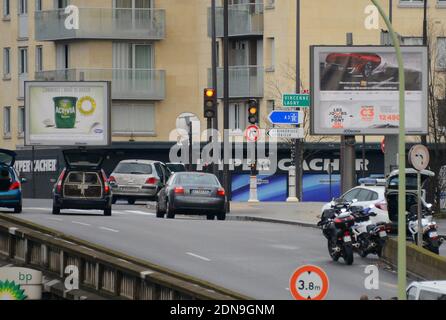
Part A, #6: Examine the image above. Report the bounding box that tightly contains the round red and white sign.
[245,125,260,142]
[289,265,329,300]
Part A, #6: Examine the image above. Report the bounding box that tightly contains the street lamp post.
[371,0,407,300]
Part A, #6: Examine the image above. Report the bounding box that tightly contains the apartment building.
[1,0,446,150]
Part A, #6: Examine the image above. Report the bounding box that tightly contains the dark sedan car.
[156,172,226,220]
[52,149,112,216]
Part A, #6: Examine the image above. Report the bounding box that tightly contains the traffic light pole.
[294,0,302,201]
[223,0,231,212]
[211,0,219,177]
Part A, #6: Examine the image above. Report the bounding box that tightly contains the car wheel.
[52,206,60,215]
[166,200,175,219]
[156,201,165,218]
[14,205,22,214]
[217,211,226,221]
[363,62,373,78]
[112,196,117,204]
[127,199,136,205]
[206,214,215,220]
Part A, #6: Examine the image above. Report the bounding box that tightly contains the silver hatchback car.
[109,160,171,204]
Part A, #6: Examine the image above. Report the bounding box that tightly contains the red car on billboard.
[325,53,382,78]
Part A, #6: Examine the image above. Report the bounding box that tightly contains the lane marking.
[99,227,119,233]
[46,217,63,222]
[72,221,91,227]
[25,207,50,211]
[186,252,211,262]
[126,210,155,216]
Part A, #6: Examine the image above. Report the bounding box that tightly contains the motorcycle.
[351,206,389,258]
[318,199,356,265]
[407,204,443,255]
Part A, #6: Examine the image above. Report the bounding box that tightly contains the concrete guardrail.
[0,214,252,300]
[382,238,446,280]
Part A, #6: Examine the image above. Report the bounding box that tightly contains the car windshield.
[114,163,153,175]
[167,164,186,172]
[174,174,219,186]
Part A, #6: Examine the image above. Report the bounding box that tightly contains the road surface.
[0,199,404,300]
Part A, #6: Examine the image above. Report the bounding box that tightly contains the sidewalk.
[228,202,446,236]
[228,202,323,228]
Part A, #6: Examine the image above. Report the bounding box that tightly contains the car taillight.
[101,171,110,194]
[56,169,66,193]
[146,177,159,185]
[375,201,388,211]
[174,187,185,195]
[217,188,225,196]
[9,181,21,191]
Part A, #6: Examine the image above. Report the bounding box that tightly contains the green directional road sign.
[282,94,310,108]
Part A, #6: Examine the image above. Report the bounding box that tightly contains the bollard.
[248,175,259,203]
[287,166,299,202]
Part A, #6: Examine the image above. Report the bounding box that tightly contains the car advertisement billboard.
[311,46,428,135]
[25,81,111,146]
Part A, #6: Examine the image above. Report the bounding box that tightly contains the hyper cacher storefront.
[13,142,385,201]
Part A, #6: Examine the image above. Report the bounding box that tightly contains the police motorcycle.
[386,169,443,255]
[350,205,389,258]
[318,199,356,265]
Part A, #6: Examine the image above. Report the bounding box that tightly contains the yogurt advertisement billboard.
[310,46,428,135]
[25,81,111,146]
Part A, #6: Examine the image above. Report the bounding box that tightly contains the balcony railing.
[208,66,264,99]
[208,3,264,38]
[35,69,166,100]
[35,8,165,41]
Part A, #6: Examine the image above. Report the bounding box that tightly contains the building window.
[18,106,25,136]
[437,38,446,69]
[3,48,10,78]
[3,0,10,17]
[399,0,424,5]
[3,106,11,137]
[267,37,275,71]
[19,47,28,74]
[56,0,69,9]
[35,0,41,11]
[112,103,155,134]
[19,0,28,14]
[36,46,43,72]
[402,37,423,45]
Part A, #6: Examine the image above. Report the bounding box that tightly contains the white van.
[407,281,446,300]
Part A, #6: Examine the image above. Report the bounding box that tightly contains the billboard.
[25,81,111,146]
[311,46,428,135]
[232,174,288,202]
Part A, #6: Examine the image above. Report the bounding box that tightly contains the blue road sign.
[268,111,303,125]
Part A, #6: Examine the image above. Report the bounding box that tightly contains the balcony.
[208,66,264,99]
[208,3,264,38]
[35,8,165,41]
[35,69,165,100]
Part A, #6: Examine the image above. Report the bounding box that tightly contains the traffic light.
[247,99,259,125]
[203,88,216,119]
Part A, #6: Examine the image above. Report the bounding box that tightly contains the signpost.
[408,144,430,249]
[268,111,303,126]
[282,94,310,108]
[267,128,304,139]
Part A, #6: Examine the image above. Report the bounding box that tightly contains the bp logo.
[0,280,27,300]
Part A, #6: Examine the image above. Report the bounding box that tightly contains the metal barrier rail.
[0,214,251,300]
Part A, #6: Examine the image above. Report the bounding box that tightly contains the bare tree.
[423,21,446,212]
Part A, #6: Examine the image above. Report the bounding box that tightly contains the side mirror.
[21,178,27,184]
